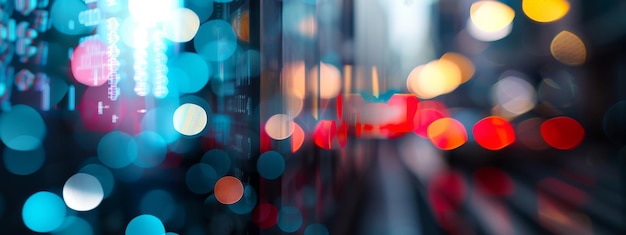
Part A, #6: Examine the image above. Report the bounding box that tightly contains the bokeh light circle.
[440,52,475,83]
[201,149,231,177]
[257,151,285,180]
[407,59,461,99]
[3,146,45,175]
[162,8,201,43]
[232,11,250,42]
[309,63,342,99]
[50,0,93,35]
[214,176,244,205]
[79,164,115,198]
[141,106,182,144]
[427,117,467,150]
[470,1,515,33]
[492,76,537,118]
[0,104,47,151]
[194,20,238,62]
[253,203,278,229]
[265,114,294,140]
[522,0,570,23]
[70,39,111,87]
[125,214,166,235]
[541,116,584,150]
[473,116,516,150]
[186,163,218,194]
[228,185,257,215]
[63,173,104,211]
[187,0,214,22]
[133,131,168,168]
[551,31,586,66]
[413,101,449,137]
[305,224,329,235]
[168,52,211,94]
[277,206,303,233]
[97,131,138,169]
[173,103,208,136]
[22,192,67,233]
[139,190,177,223]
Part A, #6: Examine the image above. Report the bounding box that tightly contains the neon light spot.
[427,117,467,150]
[71,39,111,87]
[473,116,516,150]
[22,192,67,233]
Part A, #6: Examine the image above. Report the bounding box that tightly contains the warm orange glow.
[406,59,462,99]
[440,52,475,83]
[265,114,294,140]
[523,0,570,23]
[551,31,586,66]
[214,176,244,205]
[470,1,515,32]
[344,65,352,96]
[298,15,318,37]
[372,66,380,98]
[282,62,306,99]
[232,10,250,42]
[427,117,468,150]
[284,94,304,117]
[310,63,342,99]
[291,122,305,153]
[414,100,450,137]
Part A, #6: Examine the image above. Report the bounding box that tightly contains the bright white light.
[162,8,200,43]
[63,173,104,211]
[467,18,512,42]
[173,103,208,136]
[128,0,178,26]
[492,75,537,117]
[265,114,294,140]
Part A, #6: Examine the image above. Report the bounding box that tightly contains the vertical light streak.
[372,66,379,98]
[133,27,149,96]
[106,17,121,101]
[343,65,352,96]
[41,79,49,111]
[151,29,168,98]
[68,85,75,111]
